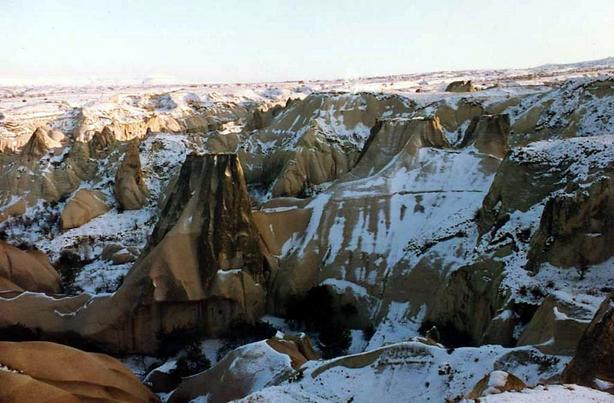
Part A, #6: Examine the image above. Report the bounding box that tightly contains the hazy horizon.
[2,0,614,84]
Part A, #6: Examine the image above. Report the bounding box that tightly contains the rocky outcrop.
[445,80,477,93]
[0,341,158,402]
[237,92,414,188]
[426,260,507,346]
[142,153,268,304]
[0,198,26,222]
[0,242,60,294]
[467,370,526,399]
[114,140,148,210]
[250,104,284,130]
[60,189,110,230]
[269,121,360,197]
[527,177,614,271]
[562,293,614,391]
[479,136,614,235]
[20,128,51,162]
[352,116,451,177]
[0,153,271,354]
[517,297,590,355]
[461,114,510,158]
[88,126,116,157]
[435,99,484,135]
[169,337,314,403]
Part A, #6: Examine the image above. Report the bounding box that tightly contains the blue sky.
[1,0,613,83]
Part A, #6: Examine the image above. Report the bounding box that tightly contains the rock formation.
[60,189,110,230]
[516,297,590,355]
[467,370,526,399]
[352,116,450,177]
[114,140,149,210]
[445,80,477,92]
[169,336,316,403]
[0,153,271,353]
[20,127,51,162]
[460,114,510,158]
[527,177,614,271]
[0,241,60,294]
[269,121,359,197]
[0,341,158,402]
[562,293,614,391]
[88,126,116,157]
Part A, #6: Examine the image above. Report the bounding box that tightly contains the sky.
[1,0,613,84]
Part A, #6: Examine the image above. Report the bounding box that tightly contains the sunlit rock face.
[0,341,159,402]
[0,66,613,401]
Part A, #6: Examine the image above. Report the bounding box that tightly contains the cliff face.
[0,153,270,353]
[562,293,614,390]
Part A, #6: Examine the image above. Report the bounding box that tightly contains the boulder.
[0,341,158,402]
[114,140,149,210]
[60,189,110,230]
[445,80,477,93]
[562,293,614,391]
[467,370,526,399]
[168,337,312,403]
[0,241,60,294]
[0,198,26,222]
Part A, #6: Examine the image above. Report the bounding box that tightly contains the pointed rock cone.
[60,189,110,230]
[89,126,116,156]
[142,153,269,301]
[114,140,148,210]
[0,153,271,353]
[21,127,50,161]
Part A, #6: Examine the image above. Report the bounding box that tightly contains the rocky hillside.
[0,60,613,402]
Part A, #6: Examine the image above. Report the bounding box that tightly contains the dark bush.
[157,326,205,358]
[169,342,211,379]
[318,322,352,358]
[419,321,474,348]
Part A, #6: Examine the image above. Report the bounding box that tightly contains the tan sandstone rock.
[0,341,158,403]
[60,189,110,230]
[445,80,477,93]
[114,140,149,210]
[467,370,526,399]
[0,153,272,354]
[517,297,590,355]
[461,114,510,159]
[168,337,314,403]
[562,293,614,392]
[0,241,60,294]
